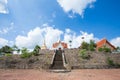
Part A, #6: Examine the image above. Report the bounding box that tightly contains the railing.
[51,51,56,65]
[62,52,67,66]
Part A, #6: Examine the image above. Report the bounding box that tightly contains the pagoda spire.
[41,38,47,50]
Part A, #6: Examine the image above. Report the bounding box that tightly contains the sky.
[0,0,120,49]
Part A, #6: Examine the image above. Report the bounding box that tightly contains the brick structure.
[96,38,116,51]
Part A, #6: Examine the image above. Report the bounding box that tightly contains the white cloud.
[15,25,63,49]
[15,25,100,49]
[110,37,120,47]
[0,24,14,34]
[44,27,63,49]
[0,38,8,47]
[15,27,44,49]
[0,37,14,48]
[57,0,96,18]
[65,28,72,33]
[0,0,8,14]
[0,0,7,4]
[64,29,99,48]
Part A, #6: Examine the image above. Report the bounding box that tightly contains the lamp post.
[69,40,72,49]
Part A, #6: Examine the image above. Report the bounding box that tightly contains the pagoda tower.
[41,38,47,50]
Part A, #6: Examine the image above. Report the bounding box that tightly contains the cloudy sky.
[0,0,120,49]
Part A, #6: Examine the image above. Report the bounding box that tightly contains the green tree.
[0,45,13,54]
[89,40,96,51]
[80,41,89,50]
[116,47,120,51]
[21,47,28,54]
[20,47,32,58]
[12,45,18,50]
[12,45,20,53]
[32,45,40,56]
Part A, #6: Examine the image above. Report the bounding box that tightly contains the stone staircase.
[50,50,66,69]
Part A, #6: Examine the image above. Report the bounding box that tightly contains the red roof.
[53,41,68,48]
[96,38,116,49]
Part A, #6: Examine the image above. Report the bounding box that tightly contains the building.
[52,41,68,50]
[41,39,47,50]
[96,38,116,51]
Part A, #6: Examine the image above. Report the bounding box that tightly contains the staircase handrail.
[51,50,56,65]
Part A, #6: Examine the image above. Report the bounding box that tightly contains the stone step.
[51,66,66,69]
[50,63,65,69]
[53,61,63,66]
[50,50,66,69]
[54,53,62,61]
[54,56,62,61]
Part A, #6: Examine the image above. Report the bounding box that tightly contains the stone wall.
[0,53,53,69]
[0,49,120,69]
[64,49,120,69]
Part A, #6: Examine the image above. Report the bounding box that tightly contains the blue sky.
[0,0,120,49]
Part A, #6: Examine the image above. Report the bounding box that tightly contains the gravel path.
[0,69,120,80]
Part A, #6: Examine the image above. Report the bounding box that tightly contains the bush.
[79,49,90,59]
[98,47,111,52]
[98,48,103,52]
[103,47,111,52]
[5,53,12,57]
[32,51,39,56]
[89,46,95,51]
[107,57,114,66]
[20,47,32,58]
[20,52,32,58]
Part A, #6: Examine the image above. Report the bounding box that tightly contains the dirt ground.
[0,69,120,80]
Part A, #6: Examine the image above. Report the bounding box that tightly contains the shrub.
[5,53,12,57]
[20,52,32,58]
[32,51,39,56]
[98,47,111,52]
[103,47,111,52]
[89,46,95,51]
[20,47,32,58]
[79,49,90,59]
[107,57,114,66]
[98,48,103,52]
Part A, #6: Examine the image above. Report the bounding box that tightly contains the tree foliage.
[89,40,96,51]
[69,40,72,48]
[0,45,13,54]
[80,40,96,51]
[20,47,32,58]
[116,47,120,51]
[32,45,40,56]
[80,41,89,50]
[12,45,20,53]
[98,47,111,52]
